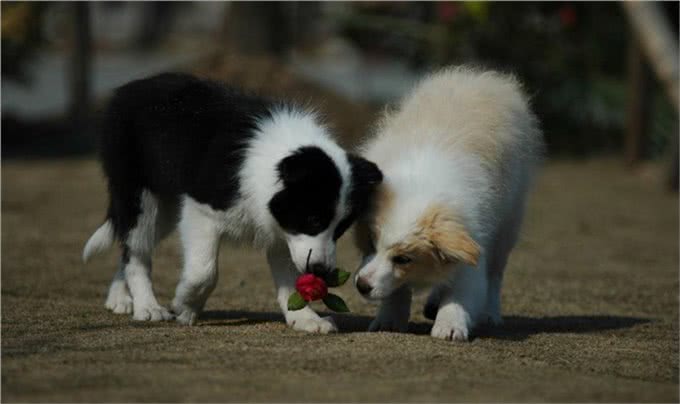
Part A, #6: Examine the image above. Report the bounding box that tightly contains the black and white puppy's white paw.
[132,302,174,322]
[285,308,338,334]
[105,277,133,315]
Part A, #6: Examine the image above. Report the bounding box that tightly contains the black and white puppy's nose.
[356,276,373,295]
[309,263,330,276]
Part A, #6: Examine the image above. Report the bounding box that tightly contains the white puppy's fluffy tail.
[82,220,115,263]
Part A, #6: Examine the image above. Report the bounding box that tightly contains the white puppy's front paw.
[431,321,469,341]
[431,306,471,342]
[171,302,200,326]
[286,309,338,334]
[105,290,133,314]
[132,302,174,322]
[174,308,198,326]
[369,311,408,332]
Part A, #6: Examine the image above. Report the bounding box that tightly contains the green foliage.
[287,291,307,311]
[324,268,351,287]
[442,3,633,156]
[322,293,350,313]
[337,2,678,158]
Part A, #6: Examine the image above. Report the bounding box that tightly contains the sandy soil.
[2,156,677,402]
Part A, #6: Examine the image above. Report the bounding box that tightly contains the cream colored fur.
[355,66,543,341]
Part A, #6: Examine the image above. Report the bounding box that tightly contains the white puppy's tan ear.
[419,204,481,267]
[431,228,480,267]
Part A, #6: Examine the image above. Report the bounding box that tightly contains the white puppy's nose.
[356,276,373,295]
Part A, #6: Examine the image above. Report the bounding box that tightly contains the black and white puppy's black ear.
[270,146,343,236]
[348,154,383,190]
[332,154,383,241]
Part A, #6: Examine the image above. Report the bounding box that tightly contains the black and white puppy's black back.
[83,73,382,332]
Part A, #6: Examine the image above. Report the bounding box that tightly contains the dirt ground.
[1,155,677,403]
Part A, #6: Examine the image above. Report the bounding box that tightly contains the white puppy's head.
[354,186,480,300]
[268,146,383,275]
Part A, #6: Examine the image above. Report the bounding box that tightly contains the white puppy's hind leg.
[484,232,513,326]
[369,285,411,332]
[485,273,503,326]
[266,244,337,334]
[105,264,133,314]
[485,207,524,326]
[172,198,222,326]
[431,263,487,342]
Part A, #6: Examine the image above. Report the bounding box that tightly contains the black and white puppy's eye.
[391,255,412,265]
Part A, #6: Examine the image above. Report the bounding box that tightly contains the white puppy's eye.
[391,255,412,265]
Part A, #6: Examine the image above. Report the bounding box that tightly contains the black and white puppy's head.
[268,146,382,275]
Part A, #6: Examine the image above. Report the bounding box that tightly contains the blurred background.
[2,1,678,187]
[2,4,679,401]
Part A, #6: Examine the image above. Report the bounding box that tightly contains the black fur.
[101,72,273,240]
[333,155,383,240]
[268,146,342,236]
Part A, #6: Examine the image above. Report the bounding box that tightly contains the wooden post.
[621,1,679,110]
[622,1,679,189]
[624,37,652,166]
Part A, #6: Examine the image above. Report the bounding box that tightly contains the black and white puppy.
[82,73,382,333]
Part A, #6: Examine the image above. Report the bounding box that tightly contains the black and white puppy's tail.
[82,220,115,263]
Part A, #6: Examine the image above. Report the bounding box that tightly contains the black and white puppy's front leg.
[172,197,222,325]
[267,243,338,334]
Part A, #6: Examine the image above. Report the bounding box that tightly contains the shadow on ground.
[474,315,650,341]
[199,310,649,340]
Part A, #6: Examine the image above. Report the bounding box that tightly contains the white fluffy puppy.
[354,67,543,341]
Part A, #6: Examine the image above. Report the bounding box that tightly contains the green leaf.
[325,268,351,287]
[322,293,350,313]
[336,269,351,286]
[287,291,307,311]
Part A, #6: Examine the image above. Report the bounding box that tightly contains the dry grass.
[2,157,678,402]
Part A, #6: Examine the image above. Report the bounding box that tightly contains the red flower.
[437,2,460,24]
[295,274,328,302]
[559,5,577,28]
